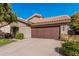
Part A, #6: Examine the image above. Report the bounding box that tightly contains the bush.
[62,41,79,56]
[4,33,13,39]
[15,32,24,39]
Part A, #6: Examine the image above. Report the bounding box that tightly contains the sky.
[12,3,79,19]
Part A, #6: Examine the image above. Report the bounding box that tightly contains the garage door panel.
[31,27,60,39]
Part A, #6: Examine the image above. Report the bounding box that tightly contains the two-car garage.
[31,26,60,39]
[28,14,70,40]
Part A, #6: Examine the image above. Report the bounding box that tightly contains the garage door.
[31,26,60,39]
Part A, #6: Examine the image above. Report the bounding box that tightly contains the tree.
[71,12,79,30]
[0,3,17,28]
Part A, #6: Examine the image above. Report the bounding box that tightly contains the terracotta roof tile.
[29,15,71,24]
[26,13,42,21]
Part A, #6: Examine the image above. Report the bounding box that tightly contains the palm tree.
[0,3,17,28]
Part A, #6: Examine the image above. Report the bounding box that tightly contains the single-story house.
[0,13,71,40]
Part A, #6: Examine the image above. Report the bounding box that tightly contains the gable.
[26,13,42,21]
[29,16,42,22]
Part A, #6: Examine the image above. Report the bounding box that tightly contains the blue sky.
[12,3,79,19]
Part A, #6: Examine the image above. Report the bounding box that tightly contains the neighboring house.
[0,13,71,40]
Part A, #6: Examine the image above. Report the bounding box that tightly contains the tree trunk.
[0,22,10,28]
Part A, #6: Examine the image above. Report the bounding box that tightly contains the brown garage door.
[31,26,60,39]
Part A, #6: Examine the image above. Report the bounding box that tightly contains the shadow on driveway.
[55,47,65,56]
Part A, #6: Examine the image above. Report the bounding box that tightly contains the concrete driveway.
[0,38,62,56]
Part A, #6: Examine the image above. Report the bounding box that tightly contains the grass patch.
[0,39,16,46]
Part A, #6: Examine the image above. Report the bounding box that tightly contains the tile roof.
[29,15,71,24]
[0,14,71,28]
[26,13,42,21]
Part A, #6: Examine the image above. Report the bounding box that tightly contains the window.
[63,26,65,31]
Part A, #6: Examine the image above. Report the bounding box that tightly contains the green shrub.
[15,32,24,39]
[62,41,79,56]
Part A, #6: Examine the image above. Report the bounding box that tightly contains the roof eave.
[31,21,70,27]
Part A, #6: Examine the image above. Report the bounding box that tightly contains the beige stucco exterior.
[0,21,31,39]
[0,25,10,33]
[60,24,70,40]
[18,22,31,39]
[10,22,31,39]
[60,24,69,35]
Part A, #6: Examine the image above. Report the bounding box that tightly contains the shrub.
[62,41,79,56]
[4,33,13,39]
[15,32,24,39]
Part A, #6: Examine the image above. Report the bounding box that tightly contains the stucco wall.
[10,22,31,39]
[18,22,31,39]
[0,25,10,33]
[0,22,31,39]
[60,24,69,35]
[60,24,70,40]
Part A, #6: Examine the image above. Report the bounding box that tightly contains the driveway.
[0,38,62,56]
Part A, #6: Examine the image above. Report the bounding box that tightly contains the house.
[0,17,31,39]
[26,13,71,39]
[0,13,71,40]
